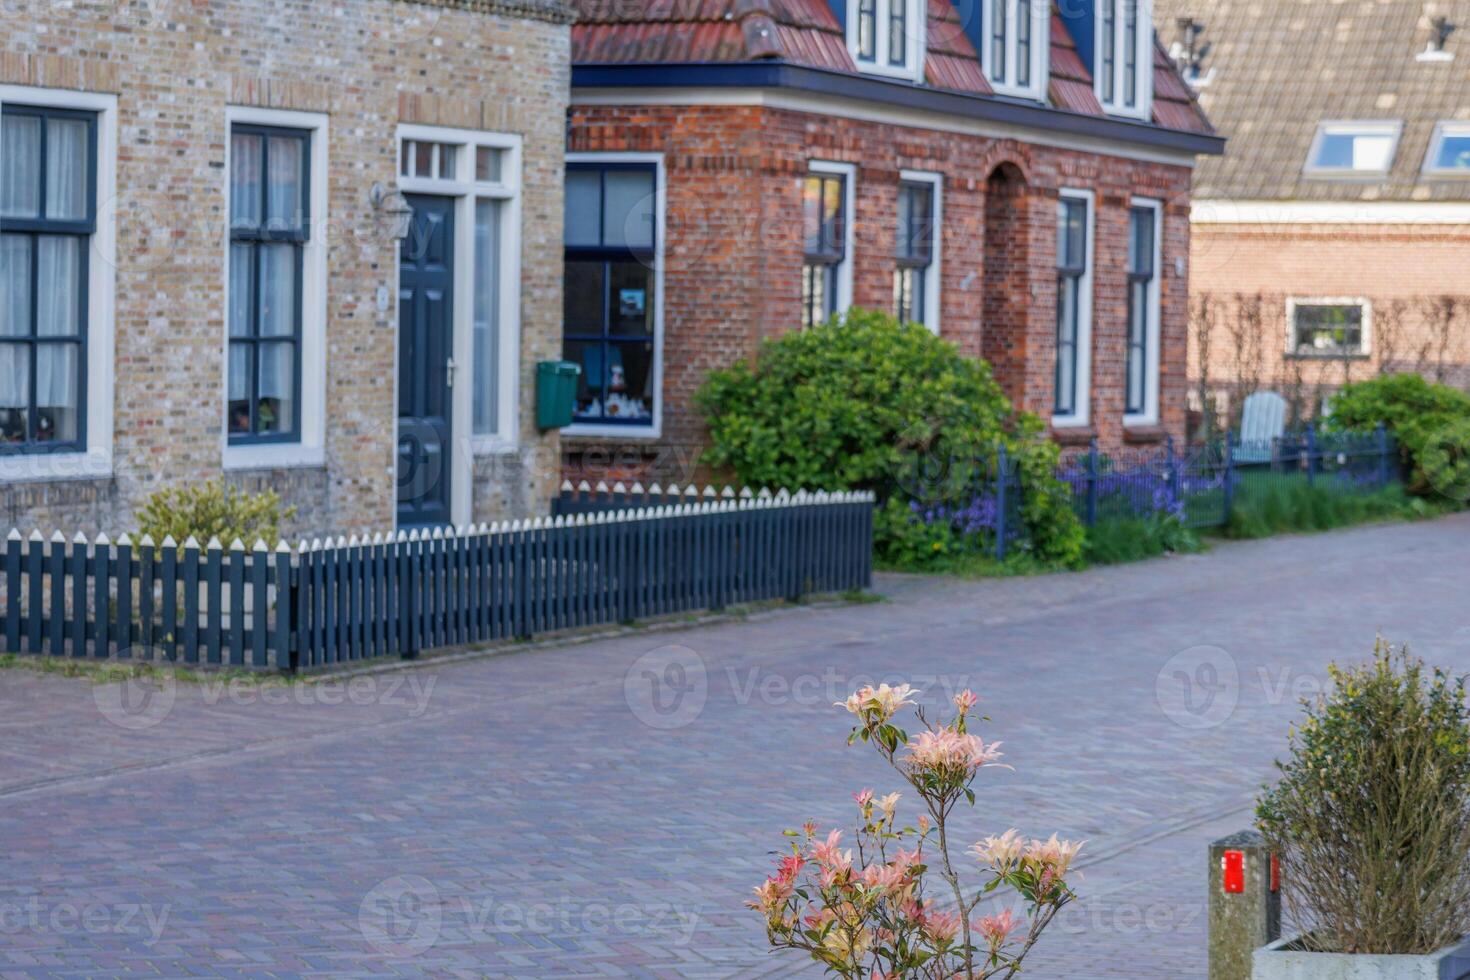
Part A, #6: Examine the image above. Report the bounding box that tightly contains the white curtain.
[259,244,294,337]
[231,133,262,228]
[0,345,25,410]
[44,118,88,221]
[37,237,79,337]
[0,235,30,339]
[36,343,75,412]
[228,343,249,402]
[228,244,252,337]
[0,115,40,219]
[266,136,302,228]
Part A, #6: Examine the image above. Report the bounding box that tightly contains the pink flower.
[968,829,1025,871]
[836,683,919,723]
[905,729,1005,776]
[1023,834,1085,880]
[853,788,874,810]
[953,689,979,714]
[974,908,1023,950]
[922,909,962,946]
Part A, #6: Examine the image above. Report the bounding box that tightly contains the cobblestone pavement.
[2,514,1468,978]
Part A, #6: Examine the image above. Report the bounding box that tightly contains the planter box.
[1253,935,1470,980]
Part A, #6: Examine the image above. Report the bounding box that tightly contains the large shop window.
[0,104,95,454]
[563,162,658,428]
[228,124,308,444]
[1054,192,1093,424]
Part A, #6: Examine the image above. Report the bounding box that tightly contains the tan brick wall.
[565,102,1196,482]
[0,0,570,537]
[1189,222,1470,426]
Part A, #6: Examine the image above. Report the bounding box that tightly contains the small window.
[562,163,658,427]
[1305,122,1400,176]
[894,178,938,332]
[802,170,848,330]
[1125,204,1158,419]
[400,140,459,180]
[847,0,924,80]
[1097,0,1153,118]
[1289,301,1368,357]
[0,104,96,454]
[1055,196,1090,419]
[1425,122,1470,175]
[986,0,1048,98]
[229,124,309,443]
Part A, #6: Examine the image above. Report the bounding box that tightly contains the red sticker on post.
[1271,853,1280,893]
[1223,850,1245,893]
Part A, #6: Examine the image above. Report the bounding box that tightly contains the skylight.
[1305,122,1401,176]
[1425,122,1470,174]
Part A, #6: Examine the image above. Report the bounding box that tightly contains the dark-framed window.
[856,0,877,60]
[228,123,308,444]
[563,162,658,426]
[1055,196,1088,417]
[991,0,1008,81]
[888,0,907,67]
[1122,0,1139,108]
[1125,205,1156,415]
[802,172,847,330]
[1016,0,1032,87]
[0,104,96,455]
[1291,303,1366,357]
[1100,0,1116,105]
[894,180,935,327]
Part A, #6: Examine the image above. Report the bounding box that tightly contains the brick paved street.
[2,515,1468,978]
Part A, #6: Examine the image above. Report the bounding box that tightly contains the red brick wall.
[565,102,1196,483]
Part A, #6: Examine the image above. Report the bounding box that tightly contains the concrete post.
[1209,830,1280,980]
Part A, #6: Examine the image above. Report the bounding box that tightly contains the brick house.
[561,0,1222,483]
[1154,0,1470,431]
[0,0,572,537]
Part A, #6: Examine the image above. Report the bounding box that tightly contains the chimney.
[1418,16,1456,62]
[1171,17,1214,87]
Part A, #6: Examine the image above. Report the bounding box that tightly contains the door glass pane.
[437,144,457,180]
[608,262,653,336]
[472,200,500,436]
[0,234,32,337]
[37,236,81,337]
[45,117,90,221]
[0,344,27,443]
[266,135,304,229]
[231,132,263,229]
[36,343,78,442]
[603,169,655,249]
[414,141,433,180]
[476,147,504,183]
[563,260,605,331]
[0,114,41,219]
[227,341,251,434]
[258,244,296,337]
[565,169,601,246]
[229,244,254,337]
[257,341,294,434]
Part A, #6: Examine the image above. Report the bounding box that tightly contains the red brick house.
[561,0,1222,482]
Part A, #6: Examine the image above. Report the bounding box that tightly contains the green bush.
[1327,374,1470,502]
[696,310,1084,568]
[1257,641,1470,954]
[1084,515,1201,565]
[1223,476,1442,540]
[137,480,296,549]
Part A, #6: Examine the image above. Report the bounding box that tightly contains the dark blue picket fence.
[1,490,874,671]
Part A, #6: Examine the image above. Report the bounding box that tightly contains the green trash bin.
[536,360,582,430]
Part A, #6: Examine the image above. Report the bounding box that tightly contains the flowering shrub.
[749,683,1082,978]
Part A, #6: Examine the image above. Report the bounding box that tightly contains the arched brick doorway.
[982,163,1032,413]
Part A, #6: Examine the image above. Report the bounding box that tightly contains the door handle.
[446,358,456,389]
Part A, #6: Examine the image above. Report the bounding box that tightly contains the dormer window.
[1097,0,1154,119]
[983,0,1049,99]
[1304,122,1401,177]
[1424,122,1470,175]
[848,0,925,81]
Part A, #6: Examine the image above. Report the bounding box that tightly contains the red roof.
[571,0,1213,136]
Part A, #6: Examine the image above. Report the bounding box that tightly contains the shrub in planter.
[137,480,296,549]
[750,683,1082,977]
[1256,640,1470,956]
[1326,374,1470,502]
[697,310,1084,568]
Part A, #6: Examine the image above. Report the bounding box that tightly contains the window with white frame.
[1288,299,1370,358]
[1097,0,1154,118]
[563,157,660,431]
[848,0,925,80]
[1305,122,1401,177]
[1125,200,1161,423]
[397,126,522,449]
[802,163,855,329]
[1054,191,1093,425]
[894,172,940,333]
[984,0,1049,99]
[1424,122,1470,176]
[0,85,115,477]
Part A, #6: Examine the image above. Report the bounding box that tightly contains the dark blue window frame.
[1125,205,1155,415]
[228,123,308,446]
[0,104,96,456]
[563,161,659,428]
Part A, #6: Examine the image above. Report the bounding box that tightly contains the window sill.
[1284,351,1370,361]
[1050,425,1096,447]
[1123,424,1168,444]
[0,452,113,484]
[223,443,326,471]
[562,423,661,441]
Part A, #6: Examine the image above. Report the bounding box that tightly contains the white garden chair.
[1233,391,1287,464]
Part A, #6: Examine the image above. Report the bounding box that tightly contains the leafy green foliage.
[1084,515,1202,565]
[1326,374,1470,502]
[1257,641,1470,954]
[137,480,296,549]
[696,310,1084,568]
[1222,479,1439,539]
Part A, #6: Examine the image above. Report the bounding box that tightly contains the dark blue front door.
[398,194,454,528]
